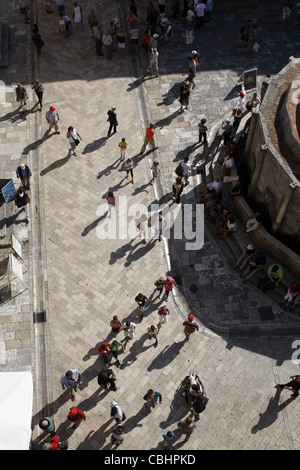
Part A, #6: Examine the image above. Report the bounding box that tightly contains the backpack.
[175,162,183,177]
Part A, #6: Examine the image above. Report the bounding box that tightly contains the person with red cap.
[67,406,86,428]
[45,106,60,133]
[183,314,199,341]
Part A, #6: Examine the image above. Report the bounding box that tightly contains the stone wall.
[243,57,300,246]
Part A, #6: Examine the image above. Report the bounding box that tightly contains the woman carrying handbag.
[67,126,82,156]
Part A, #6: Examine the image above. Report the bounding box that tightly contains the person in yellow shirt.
[118,137,128,161]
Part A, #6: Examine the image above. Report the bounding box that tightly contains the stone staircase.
[197,114,300,318]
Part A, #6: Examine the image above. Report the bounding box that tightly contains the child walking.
[118,138,128,161]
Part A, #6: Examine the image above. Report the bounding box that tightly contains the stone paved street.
[1,0,300,452]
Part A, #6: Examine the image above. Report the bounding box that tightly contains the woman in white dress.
[72,2,82,30]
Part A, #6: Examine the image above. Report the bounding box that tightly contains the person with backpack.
[16,163,32,190]
[111,400,126,423]
[179,79,192,111]
[67,406,86,428]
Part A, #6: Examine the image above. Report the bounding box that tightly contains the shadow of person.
[124,238,156,267]
[251,386,295,434]
[119,333,154,370]
[76,419,114,450]
[147,340,186,372]
[157,82,180,107]
[40,152,71,176]
[159,382,190,429]
[8,103,40,124]
[24,129,57,155]
[97,158,122,179]
[31,389,76,449]
[109,238,139,265]
[121,404,152,433]
[81,213,107,237]
[155,109,181,130]
[82,137,108,154]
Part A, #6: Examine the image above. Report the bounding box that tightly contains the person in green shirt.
[109,340,125,367]
[258,264,283,293]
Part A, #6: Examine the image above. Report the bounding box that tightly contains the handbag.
[252,42,259,52]
[70,132,80,146]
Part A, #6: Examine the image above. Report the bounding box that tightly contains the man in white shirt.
[195,2,206,28]
[181,156,192,186]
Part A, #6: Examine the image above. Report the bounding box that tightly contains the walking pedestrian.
[185,12,195,45]
[16,163,32,190]
[239,19,252,47]
[19,0,30,23]
[14,188,30,224]
[125,158,134,183]
[102,30,113,59]
[97,369,117,390]
[129,25,139,52]
[87,8,98,32]
[67,406,86,428]
[135,292,148,319]
[55,0,65,13]
[179,79,192,111]
[72,2,82,30]
[248,24,258,51]
[143,389,162,408]
[43,435,68,450]
[116,29,126,54]
[155,211,166,241]
[172,177,184,204]
[154,277,165,298]
[98,342,111,367]
[164,276,178,300]
[58,11,67,39]
[174,416,196,442]
[118,138,128,161]
[110,315,122,334]
[109,339,125,366]
[92,22,103,56]
[105,192,115,219]
[45,106,60,133]
[186,57,197,88]
[107,106,118,136]
[162,431,175,448]
[198,118,208,144]
[60,369,80,400]
[233,84,246,127]
[31,29,45,58]
[136,214,151,244]
[183,314,199,340]
[121,320,136,343]
[44,0,53,14]
[140,124,157,154]
[31,79,44,108]
[147,47,159,77]
[111,400,126,423]
[151,161,161,184]
[195,1,207,28]
[15,83,28,108]
[158,305,169,325]
[67,126,82,156]
[276,375,300,397]
[147,324,158,345]
[111,425,124,447]
[39,417,55,435]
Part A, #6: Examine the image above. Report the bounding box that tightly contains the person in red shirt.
[281,282,300,310]
[68,406,86,428]
[158,306,169,326]
[98,342,111,367]
[183,314,199,341]
[140,123,157,154]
